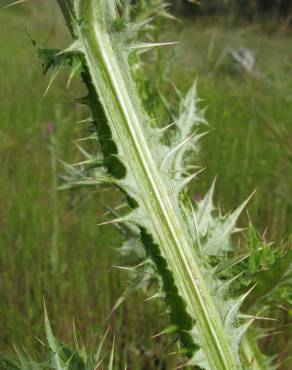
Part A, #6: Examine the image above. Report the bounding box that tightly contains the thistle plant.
[4,0,291,368]
[40,1,255,367]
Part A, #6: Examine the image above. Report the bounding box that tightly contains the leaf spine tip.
[4,0,29,8]
[174,168,205,193]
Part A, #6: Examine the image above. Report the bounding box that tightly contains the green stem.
[57,1,241,368]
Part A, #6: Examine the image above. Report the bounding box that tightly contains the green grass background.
[0,1,291,368]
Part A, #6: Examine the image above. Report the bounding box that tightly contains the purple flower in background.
[194,193,202,202]
[45,122,55,136]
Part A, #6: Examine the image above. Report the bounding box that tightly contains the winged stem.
[54,1,250,368]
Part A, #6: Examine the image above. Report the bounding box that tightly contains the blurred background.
[0,0,291,368]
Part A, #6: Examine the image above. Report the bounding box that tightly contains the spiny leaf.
[0,312,119,370]
[45,306,86,370]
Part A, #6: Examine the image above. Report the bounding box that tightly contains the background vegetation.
[174,0,292,19]
[0,0,291,368]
